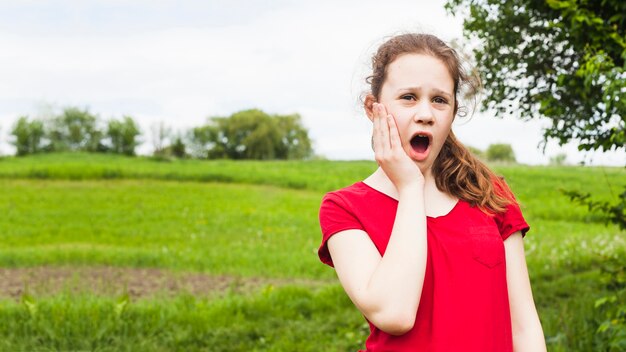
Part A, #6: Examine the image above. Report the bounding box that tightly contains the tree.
[106,116,141,156]
[192,109,313,160]
[166,134,187,159]
[151,121,171,157]
[10,116,46,156]
[486,143,516,163]
[189,125,220,159]
[446,0,625,228]
[445,0,625,153]
[274,114,314,159]
[467,145,485,159]
[549,153,568,166]
[47,107,102,152]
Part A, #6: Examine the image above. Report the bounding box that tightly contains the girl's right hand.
[372,103,425,193]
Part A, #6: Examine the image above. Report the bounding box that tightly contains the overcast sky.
[0,0,623,166]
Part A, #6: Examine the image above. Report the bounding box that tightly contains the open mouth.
[410,133,431,154]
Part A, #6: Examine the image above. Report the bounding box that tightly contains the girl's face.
[369,53,456,175]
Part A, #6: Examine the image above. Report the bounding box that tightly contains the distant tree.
[171,136,186,159]
[275,114,313,159]
[189,125,220,159]
[549,153,568,166]
[151,121,171,157]
[167,134,187,158]
[466,145,485,159]
[47,108,102,152]
[486,143,516,163]
[106,116,141,156]
[10,117,46,156]
[193,109,313,160]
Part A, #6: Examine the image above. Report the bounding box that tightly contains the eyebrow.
[398,87,454,100]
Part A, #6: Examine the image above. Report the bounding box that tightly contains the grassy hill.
[0,153,623,351]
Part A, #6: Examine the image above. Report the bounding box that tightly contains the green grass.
[0,285,367,351]
[0,152,624,351]
[0,152,376,193]
[0,179,328,279]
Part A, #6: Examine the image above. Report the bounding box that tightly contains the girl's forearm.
[513,319,547,352]
[360,186,427,334]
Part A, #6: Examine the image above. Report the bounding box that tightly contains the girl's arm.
[504,231,547,351]
[327,103,427,335]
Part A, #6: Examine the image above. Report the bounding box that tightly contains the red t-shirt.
[318,181,529,352]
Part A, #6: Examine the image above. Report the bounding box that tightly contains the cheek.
[388,107,412,126]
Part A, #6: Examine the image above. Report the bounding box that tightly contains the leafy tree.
[275,114,314,159]
[106,116,141,156]
[445,0,625,153]
[189,125,220,159]
[486,143,516,162]
[47,108,102,152]
[168,135,187,159]
[446,0,625,229]
[10,116,46,156]
[193,109,313,160]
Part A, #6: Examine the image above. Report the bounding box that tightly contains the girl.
[318,33,546,351]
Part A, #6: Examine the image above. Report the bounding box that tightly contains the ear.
[364,94,376,121]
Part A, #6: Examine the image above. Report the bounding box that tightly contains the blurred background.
[0,0,624,351]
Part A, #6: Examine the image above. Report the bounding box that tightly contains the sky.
[0,0,623,166]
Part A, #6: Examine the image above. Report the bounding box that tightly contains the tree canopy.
[446,0,625,153]
[10,109,142,156]
[189,109,313,160]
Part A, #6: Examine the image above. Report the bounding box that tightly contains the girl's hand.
[372,103,424,192]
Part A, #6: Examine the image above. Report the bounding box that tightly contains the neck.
[366,166,437,199]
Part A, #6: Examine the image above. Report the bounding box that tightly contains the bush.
[486,143,516,163]
[467,145,485,159]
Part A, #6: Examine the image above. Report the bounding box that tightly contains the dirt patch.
[0,266,330,301]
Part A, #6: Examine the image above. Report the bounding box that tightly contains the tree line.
[7,108,313,160]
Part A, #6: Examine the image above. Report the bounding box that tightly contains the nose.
[412,100,435,125]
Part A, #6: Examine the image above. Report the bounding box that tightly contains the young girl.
[318,33,546,351]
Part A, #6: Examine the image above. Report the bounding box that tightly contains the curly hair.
[367,33,513,213]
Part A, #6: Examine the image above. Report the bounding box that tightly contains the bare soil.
[0,266,330,301]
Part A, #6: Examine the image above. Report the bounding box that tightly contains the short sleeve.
[493,182,530,241]
[318,193,365,267]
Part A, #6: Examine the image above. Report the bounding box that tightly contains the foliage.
[190,109,313,160]
[594,256,626,351]
[445,0,625,153]
[47,107,103,152]
[10,116,46,156]
[105,116,141,156]
[150,121,172,157]
[467,145,485,159]
[446,0,625,231]
[549,153,568,166]
[563,185,626,230]
[169,135,187,158]
[486,143,516,162]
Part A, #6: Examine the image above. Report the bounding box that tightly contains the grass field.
[0,153,624,351]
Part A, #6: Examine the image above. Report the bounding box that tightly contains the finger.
[387,114,402,150]
[377,104,391,152]
[372,104,385,155]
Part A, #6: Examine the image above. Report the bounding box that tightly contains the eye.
[433,96,448,104]
[400,94,416,101]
